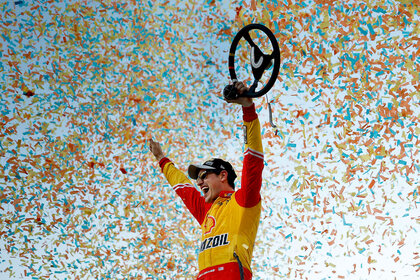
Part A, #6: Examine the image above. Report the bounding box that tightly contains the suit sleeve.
[159,158,209,224]
[235,104,264,208]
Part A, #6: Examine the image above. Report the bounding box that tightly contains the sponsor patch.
[203,216,216,235]
[199,233,229,252]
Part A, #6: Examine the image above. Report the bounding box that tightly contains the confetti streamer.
[0,0,418,279]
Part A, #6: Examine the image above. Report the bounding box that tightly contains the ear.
[219,170,228,182]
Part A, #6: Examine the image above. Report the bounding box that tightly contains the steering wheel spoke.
[243,31,257,49]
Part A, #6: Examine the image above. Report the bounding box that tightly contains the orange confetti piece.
[367,180,375,189]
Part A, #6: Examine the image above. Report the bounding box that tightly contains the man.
[149,82,264,279]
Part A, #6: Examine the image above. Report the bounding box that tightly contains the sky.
[0,0,419,279]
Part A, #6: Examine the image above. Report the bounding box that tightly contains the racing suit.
[158,104,264,279]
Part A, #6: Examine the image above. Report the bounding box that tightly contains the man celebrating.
[149,82,264,279]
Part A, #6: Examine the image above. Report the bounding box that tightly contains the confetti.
[0,0,418,279]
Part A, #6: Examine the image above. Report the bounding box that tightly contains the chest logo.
[200,233,230,252]
[203,216,216,235]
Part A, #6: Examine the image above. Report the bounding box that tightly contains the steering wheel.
[224,24,281,100]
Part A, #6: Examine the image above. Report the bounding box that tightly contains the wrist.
[158,157,171,170]
[242,103,258,121]
[242,101,254,108]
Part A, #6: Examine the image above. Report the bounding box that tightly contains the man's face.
[197,169,223,203]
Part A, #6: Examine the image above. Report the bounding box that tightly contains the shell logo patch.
[203,216,216,235]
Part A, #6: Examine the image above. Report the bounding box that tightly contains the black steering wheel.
[224,24,281,100]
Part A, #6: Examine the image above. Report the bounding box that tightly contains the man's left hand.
[224,82,253,107]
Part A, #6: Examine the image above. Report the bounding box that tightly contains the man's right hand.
[149,139,165,161]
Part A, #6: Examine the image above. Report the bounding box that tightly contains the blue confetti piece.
[274,21,280,34]
[311,94,321,102]
[367,23,375,35]
[373,6,387,13]
[358,27,368,36]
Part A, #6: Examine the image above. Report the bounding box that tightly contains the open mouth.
[202,186,209,195]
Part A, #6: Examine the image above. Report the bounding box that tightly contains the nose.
[196,177,204,186]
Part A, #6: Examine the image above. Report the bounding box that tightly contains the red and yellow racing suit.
[158,104,264,279]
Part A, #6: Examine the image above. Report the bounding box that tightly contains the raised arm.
[149,139,209,224]
[224,83,264,208]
